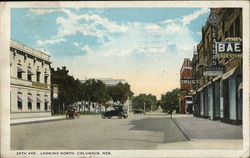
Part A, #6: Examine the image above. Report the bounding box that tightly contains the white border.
[0,1,249,158]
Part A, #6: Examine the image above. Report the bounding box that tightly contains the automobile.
[65,106,80,119]
[101,105,128,119]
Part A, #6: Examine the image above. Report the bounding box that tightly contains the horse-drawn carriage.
[65,106,80,119]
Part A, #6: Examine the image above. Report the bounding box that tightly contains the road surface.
[11,113,187,150]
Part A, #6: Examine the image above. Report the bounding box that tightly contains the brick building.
[192,8,242,124]
[179,58,193,114]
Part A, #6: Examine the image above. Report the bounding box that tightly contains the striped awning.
[17,66,25,73]
[222,66,238,80]
[213,74,222,82]
[37,96,41,103]
[27,68,35,75]
[28,95,33,102]
[44,97,49,103]
[17,94,23,102]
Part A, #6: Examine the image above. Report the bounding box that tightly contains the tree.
[82,79,109,112]
[51,66,82,115]
[108,82,134,105]
[160,88,179,118]
[131,94,157,112]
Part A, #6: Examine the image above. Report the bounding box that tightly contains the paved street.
[11,113,187,150]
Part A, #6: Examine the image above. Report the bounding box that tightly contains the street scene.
[5,4,247,158]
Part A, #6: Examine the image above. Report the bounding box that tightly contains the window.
[235,16,241,37]
[45,103,48,110]
[36,71,40,82]
[17,71,22,79]
[229,24,234,37]
[27,73,32,81]
[18,101,22,110]
[37,102,40,110]
[44,75,48,84]
[28,102,32,110]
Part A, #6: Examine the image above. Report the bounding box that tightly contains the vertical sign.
[208,13,220,66]
[211,26,218,66]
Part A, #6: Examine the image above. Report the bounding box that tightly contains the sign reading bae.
[216,37,242,58]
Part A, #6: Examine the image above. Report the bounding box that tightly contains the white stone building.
[10,40,51,118]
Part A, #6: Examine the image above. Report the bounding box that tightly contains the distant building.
[81,78,127,86]
[179,58,193,114]
[10,40,51,118]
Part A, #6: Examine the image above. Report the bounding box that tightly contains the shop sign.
[180,77,199,85]
[32,82,48,88]
[208,13,220,66]
[179,89,189,96]
[216,37,242,58]
[203,66,224,76]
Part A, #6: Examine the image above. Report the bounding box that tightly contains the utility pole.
[144,102,145,114]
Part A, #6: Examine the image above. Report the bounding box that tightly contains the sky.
[11,8,210,99]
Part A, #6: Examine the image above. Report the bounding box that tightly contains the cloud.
[37,38,66,46]
[32,8,208,57]
[181,8,209,25]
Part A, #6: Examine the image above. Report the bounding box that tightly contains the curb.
[171,117,190,141]
[11,118,66,126]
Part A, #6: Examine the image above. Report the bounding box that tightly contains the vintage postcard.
[0,1,249,158]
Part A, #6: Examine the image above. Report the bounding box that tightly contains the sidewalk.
[11,115,65,125]
[158,114,243,150]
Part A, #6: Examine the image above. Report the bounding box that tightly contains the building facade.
[192,8,243,124]
[10,40,51,117]
[179,58,193,114]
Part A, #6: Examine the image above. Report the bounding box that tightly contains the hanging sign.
[216,37,242,58]
[203,66,225,76]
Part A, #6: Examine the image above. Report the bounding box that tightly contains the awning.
[28,95,33,102]
[238,82,243,94]
[17,94,23,102]
[213,74,222,82]
[197,87,203,92]
[27,69,35,75]
[37,96,41,103]
[222,66,238,80]
[44,97,50,103]
[17,67,25,73]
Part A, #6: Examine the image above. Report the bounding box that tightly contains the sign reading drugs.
[216,37,242,58]
[203,66,224,76]
[180,78,199,85]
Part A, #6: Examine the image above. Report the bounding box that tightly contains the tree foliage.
[131,94,158,112]
[107,82,134,104]
[51,66,82,114]
[160,88,179,117]
[51,66,134,114]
